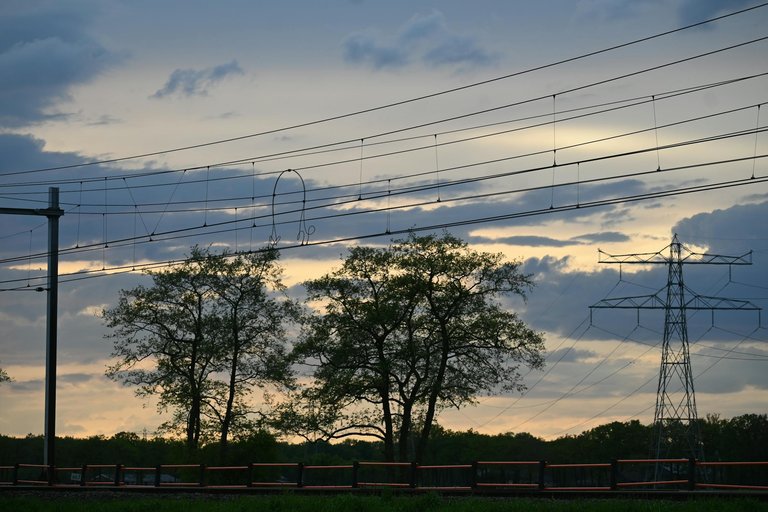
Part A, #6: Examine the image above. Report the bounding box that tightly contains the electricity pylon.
[590,234,759,462]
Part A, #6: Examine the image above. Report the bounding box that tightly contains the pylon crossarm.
[590,293,666,309]
[685,295,761,310]
[680,250,752,265]
[598,248,670,264]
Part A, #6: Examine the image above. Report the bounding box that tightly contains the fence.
[0,459,766,492]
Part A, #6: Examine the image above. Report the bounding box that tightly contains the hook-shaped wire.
[270,169,316,246]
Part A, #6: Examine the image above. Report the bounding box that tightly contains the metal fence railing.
[1,459,766,492]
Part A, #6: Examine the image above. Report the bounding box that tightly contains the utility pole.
[0,187,64,468]
[590,234,759,463]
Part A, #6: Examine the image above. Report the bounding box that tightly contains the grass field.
[1,494,767,512]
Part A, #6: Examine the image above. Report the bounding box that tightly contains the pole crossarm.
[0,208,64,217]
[0,206,64,217]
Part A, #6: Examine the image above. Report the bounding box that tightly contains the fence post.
[12,463,19,486]
[537,461,546,491]
[199,464,206,487]
[246,463,253,488]
[114,464,123,486]
[47,464,55,486]
[79,464,87,486]
[471,461,478,490]
[688,458,696,491]
[610,459,618,490]
[410,462,418,489]
[297,462,304,488]
[154,465,161,487]
[351,461,359,488]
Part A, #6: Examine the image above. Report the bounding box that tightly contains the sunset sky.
[0,0,766,442]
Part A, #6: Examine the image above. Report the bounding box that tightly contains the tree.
[104,246,295,451]
[201,250,297,454]
[282,233,545,461]
[0,364,10,384]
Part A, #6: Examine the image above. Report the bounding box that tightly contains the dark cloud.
[0,2,120,127]
[0,134,83,175]
[571,232,631,244]
[9,379,43,393]
[343,10,497,71]
[151,60,244,99]
[423,35,496,68]
[59,373,96,385]
[343,34,408,69]
[86,114,121,126]
[673,201,768,255]
[677,0,755,25]
[473,231,631,248]
[477,235,575,247]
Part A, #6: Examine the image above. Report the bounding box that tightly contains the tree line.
[101,233,545,462]
[2,414,765,467]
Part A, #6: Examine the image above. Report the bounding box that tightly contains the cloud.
[673,201,768,254]
[59,373,96,385]
[151,60,244,99]
[423,35,496,68]
[547,347,598,363]
[9,379,43,393]
[677,0,755,25]
[0,2,120,127]
[477,235,575,247]
[571,232,631,244]
[0,133,83,175]
[86,114,121,126]
[343,10,497,71]
[472,232,631,247]
[343,34,407,69]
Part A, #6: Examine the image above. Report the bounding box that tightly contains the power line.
[3,173,763,289]
[2,129,766,274]
[2,137,766,277]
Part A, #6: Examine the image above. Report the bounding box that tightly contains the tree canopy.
[103,246,296,451]
[280,233,545,461]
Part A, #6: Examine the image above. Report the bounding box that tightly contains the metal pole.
[0,189,63,468]
[44,187,60,468]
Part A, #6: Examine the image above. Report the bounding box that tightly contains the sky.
[0,0,767,444]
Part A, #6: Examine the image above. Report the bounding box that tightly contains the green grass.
[0,494,766,512]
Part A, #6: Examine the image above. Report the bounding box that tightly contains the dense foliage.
[2,414,765,467]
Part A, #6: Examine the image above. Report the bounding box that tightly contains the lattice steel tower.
[591,234,759,461]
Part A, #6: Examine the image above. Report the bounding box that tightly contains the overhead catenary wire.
[3,140,767,275]
[3,170,767,291]
[2,126,766,270]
